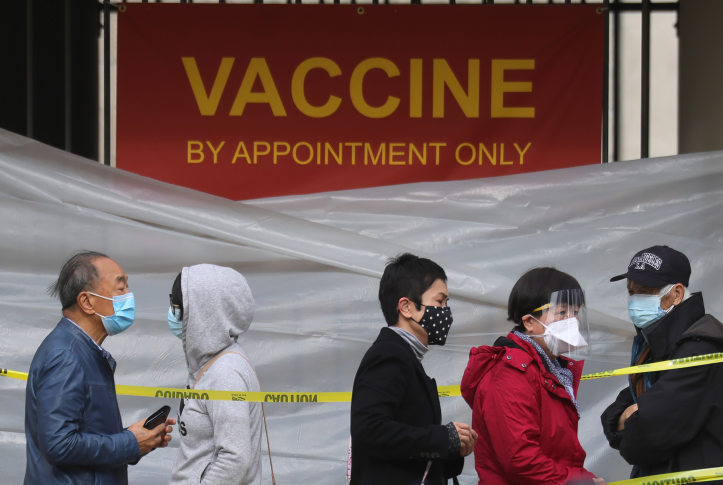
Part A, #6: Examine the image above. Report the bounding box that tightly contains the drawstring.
[420,460,432,484]
[235,354,276,485]
[261,400,277,485]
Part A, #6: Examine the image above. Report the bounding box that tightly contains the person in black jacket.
[601,246,723,480]
[350,253,476,485]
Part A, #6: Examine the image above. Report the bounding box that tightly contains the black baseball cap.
[610,245,691,288]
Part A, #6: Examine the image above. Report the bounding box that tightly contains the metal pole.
[104,0,111,166]
[641,0,650,158]
[26,0,33,139]
[65,0,72,152]
[602,0,610,163]
[613,0,620,162]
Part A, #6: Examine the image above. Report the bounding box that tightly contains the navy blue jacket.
[24,318,140,485]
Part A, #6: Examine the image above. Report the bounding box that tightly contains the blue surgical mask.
[89,292,136,336]
[627,286,674,329]
[167,306,183,339]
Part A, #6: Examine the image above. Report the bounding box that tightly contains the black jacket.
[350,327,464,485]
[601,293,723,479]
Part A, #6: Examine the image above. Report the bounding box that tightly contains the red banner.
[117,4,604,200]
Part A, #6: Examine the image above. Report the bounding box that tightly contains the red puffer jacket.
[460,332,596,485]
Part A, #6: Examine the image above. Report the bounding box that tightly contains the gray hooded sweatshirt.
[169,264,262,485]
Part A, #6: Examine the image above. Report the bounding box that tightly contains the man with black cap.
[601,245,723,480]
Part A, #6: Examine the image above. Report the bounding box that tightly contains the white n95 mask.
[527,289,590,358]
[531,316,588,356]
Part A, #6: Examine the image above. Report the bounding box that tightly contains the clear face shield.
[531,289,590,358]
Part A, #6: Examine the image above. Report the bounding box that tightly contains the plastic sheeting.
[1,126,722,484]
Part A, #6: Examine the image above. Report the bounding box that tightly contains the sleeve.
[351,343,453,461]
[443,456,465,480]
[443,423,464,479]
[600,385,636,450]
[36,351,140,469]
[482,368,595,485]
[618,343,716,466]
[199,359,258,485]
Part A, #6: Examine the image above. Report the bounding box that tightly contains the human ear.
[77,292,96,315]
[672,284,685,306]
[398,298,413,319]
[660,284,682,310]
[521,315,535,333]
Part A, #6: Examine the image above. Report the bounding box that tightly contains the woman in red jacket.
[461,268,605,485]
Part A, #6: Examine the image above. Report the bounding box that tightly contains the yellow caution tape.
[1,369,27,381]
[2,351,722,402]
[608,466,723,485]
[0,368,460,402]
[6,369,723,483]
[580,352,723,381]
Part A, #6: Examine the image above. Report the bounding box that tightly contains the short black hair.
[378,253,447,326]
[48,250,110,310]
[507,267,582,331]
[171,272,183,320]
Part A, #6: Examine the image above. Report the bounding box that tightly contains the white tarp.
[1,127,722,484]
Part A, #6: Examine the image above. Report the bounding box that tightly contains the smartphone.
[143,405,171,430]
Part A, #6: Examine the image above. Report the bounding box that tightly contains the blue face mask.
[167,306,183,339]
[627,286,674,329]
[89,292,136,336]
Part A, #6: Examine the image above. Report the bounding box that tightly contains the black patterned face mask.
[412,305,453,346]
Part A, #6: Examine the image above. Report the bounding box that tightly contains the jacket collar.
[502,332,584,393]
[58,318,116,373]
[378,326,422,354]
[377,327,442,424]
[641,292,706,361]
[681,314,723,343]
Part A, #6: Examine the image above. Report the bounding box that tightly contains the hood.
[680,313,723,344]
[460,342,509,409]
[182,264,255,376]
[461,333,583,410]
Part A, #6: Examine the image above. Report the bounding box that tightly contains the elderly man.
[601,246,723,480]
[25,250,175,485]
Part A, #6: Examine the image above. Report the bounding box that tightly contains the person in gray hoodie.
[167,264,263,485]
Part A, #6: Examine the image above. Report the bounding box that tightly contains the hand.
[593,478,607,485]
[617,404,638,431]
[465,428,478,457]
[458,429,478,457]
[129,417,176,455]
[453,422,477,457]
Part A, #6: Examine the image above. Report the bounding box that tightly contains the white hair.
[659,283,691,302]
